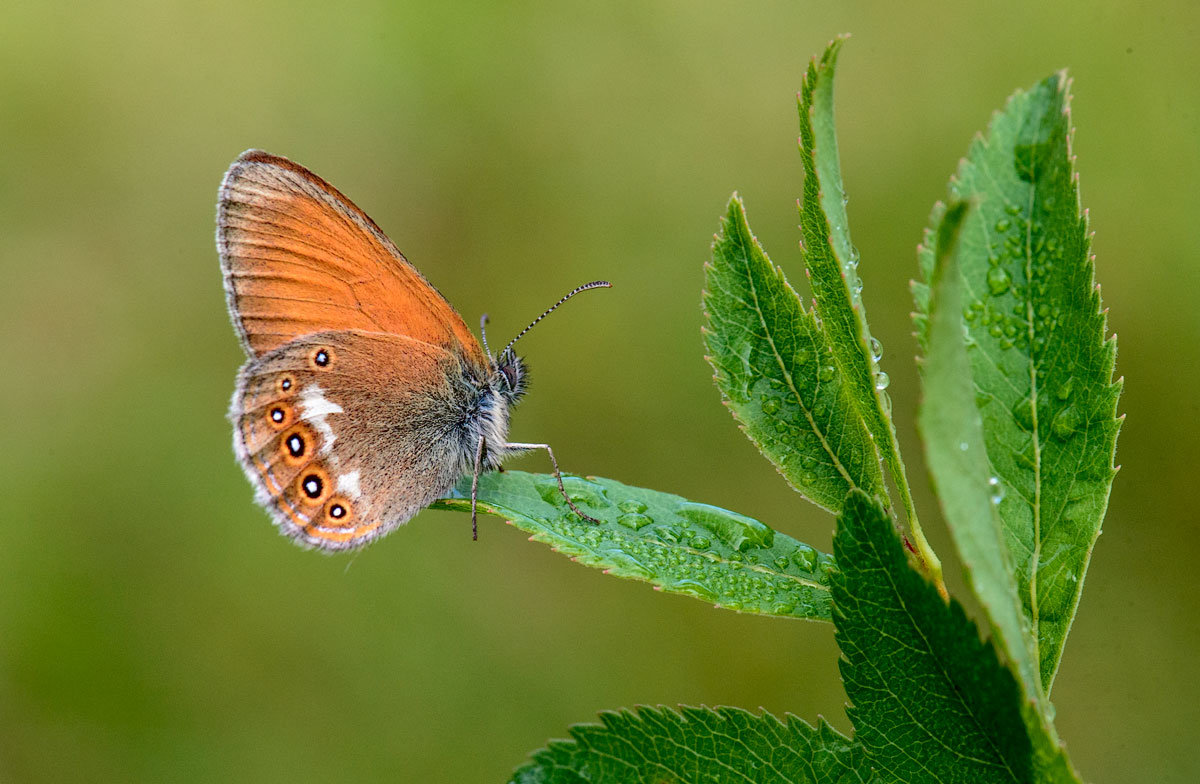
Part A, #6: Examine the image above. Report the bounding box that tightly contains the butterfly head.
[493,348,528,405]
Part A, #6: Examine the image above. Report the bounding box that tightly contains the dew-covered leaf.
[508,706,870,784]
[434,471,834,621]
[704,194,885,512]
[797,37,921,541]
[917,201,1045,717]
[833,490,1079,783]
[913,73,1122,693]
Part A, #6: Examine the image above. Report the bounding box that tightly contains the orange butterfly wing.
[217,150,487,369]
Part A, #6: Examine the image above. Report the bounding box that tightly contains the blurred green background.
[3,0,1196,781]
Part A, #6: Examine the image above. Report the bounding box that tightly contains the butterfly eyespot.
[279,424,315,465]
[309,347,334,370]
[277,374,296,395]
[323,496,355,526]
[266,403,293,429]
[296,466,331,504]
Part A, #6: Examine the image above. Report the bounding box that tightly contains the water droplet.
[618,513,652,530]
[1055,379,1074,401]
[618,500,648,515]
[959,441,969,452]
[772,603,796,615]
[995,219,1011,232]
[988,476,1006,505]
[536,476,609,510]
[818,365,836,382]
[774,420,788,433]
[869,337,883,361]
[987,267,1012,296]
[689,535,712,550]
[879,391,893,416]
[814,553,835,578]
[761,397,781,415]
[791,545,817,571]
[651,524,683,543]
[1051,406,1080,440]
[1012,397,1035,431]
[677,502,775,551]
[773,555,791,571]
[874,371,890,391]
[1006,203,1022,216]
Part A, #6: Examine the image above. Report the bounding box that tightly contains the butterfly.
[217,150,608,550]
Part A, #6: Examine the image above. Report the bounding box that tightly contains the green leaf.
[508,706,870,784]
[913,73,1122,693]
[916,201,1044,715]
[433,471,834,621]
[797,38,926,559]
[833,490,1079,783]
[704,194,886,512]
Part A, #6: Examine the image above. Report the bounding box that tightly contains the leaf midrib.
[733,228,858,491]
[1022,181,1045,672]
[866,529,1025,784]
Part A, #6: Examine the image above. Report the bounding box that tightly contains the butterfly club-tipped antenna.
[499,280,611,360]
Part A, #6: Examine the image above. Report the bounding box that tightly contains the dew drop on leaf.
[676,502,775,551]
[988,476,1006,505]
[874,371,890,391]
[791,545,817,572]
[618,513,653,530]
[987,266,1012,295]
[618,500,648,515]
[1051,406,1080,440]
[1012,397,1035,431]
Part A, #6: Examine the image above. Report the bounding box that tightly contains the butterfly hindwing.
[232,330,483,550]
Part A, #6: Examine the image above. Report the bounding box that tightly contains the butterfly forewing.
[218,150,487,370]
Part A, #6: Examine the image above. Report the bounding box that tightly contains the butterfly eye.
[309,347,335,370]
[295,465,331,505]
[277,374,297,395]
[280,424,315,466]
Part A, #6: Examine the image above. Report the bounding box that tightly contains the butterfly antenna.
[479,313,492,356]
[500,281,611,358]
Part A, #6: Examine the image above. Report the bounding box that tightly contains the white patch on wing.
[337,470,362,499]
[298,384,343,455]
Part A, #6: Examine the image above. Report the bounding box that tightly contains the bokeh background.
[3,1,1197,781]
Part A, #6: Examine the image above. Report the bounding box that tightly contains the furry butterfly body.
[218,150,602,550]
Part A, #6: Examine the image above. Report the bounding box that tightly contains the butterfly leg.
[471,435,486,541]
[505,442,601,524]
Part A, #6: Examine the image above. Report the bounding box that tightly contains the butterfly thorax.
[462,350,526,469]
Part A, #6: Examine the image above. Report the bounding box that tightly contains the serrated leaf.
[704,194,885,512]
[797,38,923,549]
[833,490,1079,783]
[433,471,834,621]
[917,201,1044,716]
[509,706,870,784]
[913,73,1122,693]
